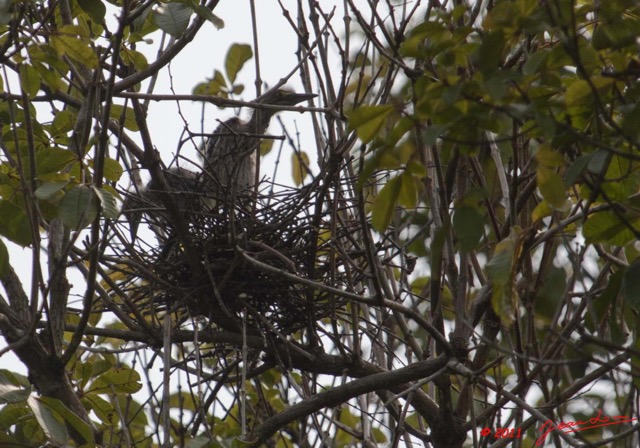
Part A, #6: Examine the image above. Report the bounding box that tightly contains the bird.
[123,166,201,242]
[123,88,316,240]
[201,88,316,205]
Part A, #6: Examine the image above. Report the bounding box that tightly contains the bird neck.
[247,108,277,135]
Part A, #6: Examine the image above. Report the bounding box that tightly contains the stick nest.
[109,181,352,335]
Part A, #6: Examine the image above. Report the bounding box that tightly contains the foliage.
[1,0,640,447]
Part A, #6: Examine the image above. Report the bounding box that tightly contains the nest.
[109,180,351,335]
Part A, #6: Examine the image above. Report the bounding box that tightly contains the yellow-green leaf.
[109,104,139,131]
[192,70,227,95]
[291,151,310,186]
[486,228,520,325]
[225,43,253,84]
[565,77,613,108]
[537,166,568,210]
[583,211,637,246]
[371,176,401,232]
[0,200,33,247]
[398,172,418,208]
[50,35,99,69]
[19,64,40,98]
[99,157,124,182]
[531,200,553,222]
[27,396,68,446]
[349,105,394,143]
[535,144,565,168]
[77,0,106,23]
[38,397,95,444]
[89,366,142,394]
[260,139,274,156]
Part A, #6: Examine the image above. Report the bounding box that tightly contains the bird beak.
[286,92,318,104]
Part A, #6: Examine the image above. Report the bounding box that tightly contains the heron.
[202,88,316,204]
[123,166,201,242]
[123,88,316,240]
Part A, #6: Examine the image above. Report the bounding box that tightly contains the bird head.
[255,87,317,107]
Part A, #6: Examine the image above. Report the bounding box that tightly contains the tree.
[1,0,639,446]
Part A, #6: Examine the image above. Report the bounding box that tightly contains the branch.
[247,357,450,446]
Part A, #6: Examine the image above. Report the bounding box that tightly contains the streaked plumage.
[202,88,316,201]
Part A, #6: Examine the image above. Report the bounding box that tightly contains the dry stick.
[236,247,452,353]
[486,131,512,220]
[249,0,263,203]
[161,314,172,448]
[241,310,248,437]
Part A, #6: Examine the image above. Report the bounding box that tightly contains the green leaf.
[27,396,68,446]
[486,239,514,285]
[536,145,568,209]
[225,43,253,84]
[537,167,568,209]
[194,6,224,29]
[154,3,192,38]
[453,205,484,251]
[486,228,520,325]
[0,201,32,247]
[532,200,553,222]
[38,397,95,444]
[422,124,447,145]
[82,394,115,426]
[99,157,124,182]
[89,366,142,394]
[19,64,40,98]
[564,77,613,107]
[535,144,565,167]
[398,172,418,208]
[622,259,640,309]
[92,186,119,219]
[50,34,99,69]
[621,102,640,141]
[59,185,98,229]
[192,69,227,95]
[0,239,8,278]
[259,139,273,156]
[51,110,76,136]
[0,373,31,403]
[291,151,310,186]
[109,104,139,132]
[349,105,394,144]
[583,211,637,246]
[564,153,591,187]
[37,148,77,176]
[120,48,149,70]
[522,48,550,75]
[371,176,401,232]
[35,181,69,201]
[77,0,106,23]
